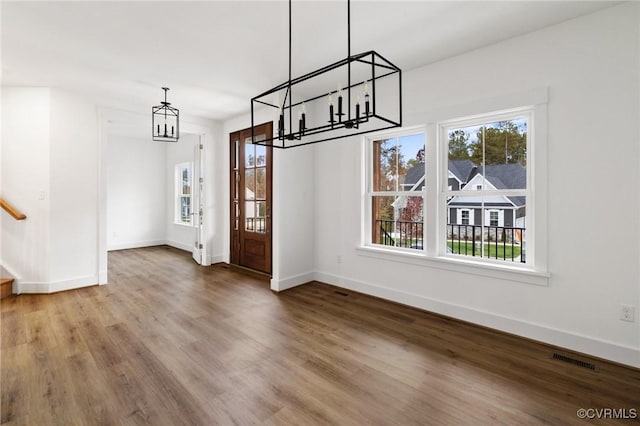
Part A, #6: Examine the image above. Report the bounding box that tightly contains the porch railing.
[375,219,525,263]
[245,217,266,232]
[447,224,525,263]
[377,219,423,249]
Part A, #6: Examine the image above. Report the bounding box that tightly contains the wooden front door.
[230,122,273,274]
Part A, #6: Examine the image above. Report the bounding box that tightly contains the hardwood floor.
[2,246,639,425]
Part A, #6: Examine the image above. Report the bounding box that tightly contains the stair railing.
[0,198,27,220]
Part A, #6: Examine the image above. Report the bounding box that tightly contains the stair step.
[1,278,14,299]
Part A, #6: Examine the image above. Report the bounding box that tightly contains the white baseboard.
[165,240,191,252]
[107,240,166,251]
[49,275,98,293]
[18,274,98,294]
[108,240,193,254]
[314,271,640,369]
[16,281,49,294]
[208,254,224,265]
[271,271,315,292]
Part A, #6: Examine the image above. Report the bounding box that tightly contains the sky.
[396,132,424,162]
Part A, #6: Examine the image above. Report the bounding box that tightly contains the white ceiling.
[1,1,617,121]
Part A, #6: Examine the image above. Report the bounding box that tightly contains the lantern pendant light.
[152,87,179,143]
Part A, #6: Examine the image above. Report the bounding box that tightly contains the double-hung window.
[175,162,192,226]
[442,109,530,264]
[368,130,425,250]
[363,95,547,283]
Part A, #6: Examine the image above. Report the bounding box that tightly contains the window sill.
[356,245,549,286]
[174,222,193,228]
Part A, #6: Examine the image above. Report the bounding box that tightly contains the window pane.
[255,167,266,200]
[175,162,192,225]
[374,135,425,192]
[234,171,239,199]
[398,134,425,192]
[447,126,476,191]
[245,201,255,231]
[245,138,255,167]
[448,118,527,191]
[255,201,267,233]
[181,167,191,195]
[245,169,255,200]
[373,139,396,191]
[234,139,239,170]
[489,210,499,227]
[256,144,266,166]
[372,195,423,249]
[180,196,191,223]
[446,195,526,263]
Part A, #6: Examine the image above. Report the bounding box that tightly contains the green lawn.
[447,241,522,259]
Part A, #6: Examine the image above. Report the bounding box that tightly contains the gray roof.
[402,162,425,190]
[448,160,476,183]
[482,163,526,207]
[481,163,526,190]
[403,161,527,207]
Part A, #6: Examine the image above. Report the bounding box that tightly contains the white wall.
[1,88,51,285]
[313,3,640,367]
[222,108,315,291]
[48,90,99,287]
[271,147,315,290]
[107,132,166,250]
[1,88,100,292]
[165,133,199,251]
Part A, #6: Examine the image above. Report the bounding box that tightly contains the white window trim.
[361,88,549,286]
[362,125,426,251]
[175,161,193,227]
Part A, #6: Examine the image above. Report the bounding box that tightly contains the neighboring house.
[401,163,426,191]
[403,161,526,229]
[447,159,476,191]
[448,163,526,229]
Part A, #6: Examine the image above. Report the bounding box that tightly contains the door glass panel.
[256,201,267,234]
[245,139,255,167]
[256,144,266,166]
[234,201,239,231]
[245,169,255,200]
[234,140,239,170]
[256,167,266,200]
[234,171,239,199]
[245,201,256,231]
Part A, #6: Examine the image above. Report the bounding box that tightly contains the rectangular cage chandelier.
[251,0,402,149]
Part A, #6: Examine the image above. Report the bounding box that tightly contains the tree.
[448,130,471,160]
[406,147,425,170]
[377,140,407,190]
[470,121,527,166]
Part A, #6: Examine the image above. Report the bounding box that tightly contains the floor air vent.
[334,290,350,297]
[552,353,596,371]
